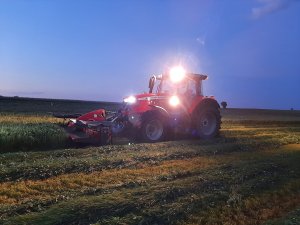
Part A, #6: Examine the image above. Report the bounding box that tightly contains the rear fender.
[196,98,220,110]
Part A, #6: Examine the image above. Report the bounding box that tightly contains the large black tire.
[141,114,166,142]
[196,107,221,139]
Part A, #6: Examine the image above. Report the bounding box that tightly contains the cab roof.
[160,73,208,81]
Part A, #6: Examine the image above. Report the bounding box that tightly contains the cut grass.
[0,140,246,182]
[1,140,300,224]
[0,157,217,219]
[185,180,300,225]
[3,146,300,225]
[264,207,300,225]
[1,110,300,224]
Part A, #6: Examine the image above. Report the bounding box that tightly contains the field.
[1,97,300,225]
[0,97,120,153]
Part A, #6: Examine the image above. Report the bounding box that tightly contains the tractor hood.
[122,92,170,114]
[123,93,169,103]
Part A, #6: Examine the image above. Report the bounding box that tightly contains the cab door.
[178,79,198,111]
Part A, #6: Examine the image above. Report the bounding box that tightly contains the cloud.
[251,0,299,19]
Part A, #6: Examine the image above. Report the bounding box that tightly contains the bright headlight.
[124,96,136,104]
[170,66,186,83]
[169,95,180,107]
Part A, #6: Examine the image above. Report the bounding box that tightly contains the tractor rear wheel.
[141,115,165,142]
[196,107,221,139]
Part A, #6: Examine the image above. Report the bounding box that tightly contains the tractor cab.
[147,66,209,112]
[149,67,207,98]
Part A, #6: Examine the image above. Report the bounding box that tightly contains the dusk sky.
[1,0,300,109]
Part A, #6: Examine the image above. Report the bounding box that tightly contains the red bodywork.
[59,71,219,144]
[66,109,111,144]
[121,92,215,128]
[75,109,106,122]
[124,93,211,115]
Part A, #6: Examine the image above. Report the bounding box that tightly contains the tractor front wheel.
[196,107,221,139]
[141,115,165,142]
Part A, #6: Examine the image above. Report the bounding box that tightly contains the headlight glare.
[124,96,137,104]
[169,95,180,107]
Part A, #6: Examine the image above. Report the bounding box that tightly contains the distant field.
[222,108,300,121]
[0,96,120,114]
[1,95,300,120]
[0,97,300,153]
[1,97,300,224]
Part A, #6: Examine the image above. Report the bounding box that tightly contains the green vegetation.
[1,99,300,224]
[0,123,68,152]
[0,113,68,153]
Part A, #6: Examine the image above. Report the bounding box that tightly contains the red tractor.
[58,66,221,144]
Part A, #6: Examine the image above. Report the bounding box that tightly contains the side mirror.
[148,76,156,93]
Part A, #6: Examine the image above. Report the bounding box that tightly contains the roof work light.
[169,66,186,83]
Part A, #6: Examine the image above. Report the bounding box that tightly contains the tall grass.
[0,123,68,152]
[0,113,65,124]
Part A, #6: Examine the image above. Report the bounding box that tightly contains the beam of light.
[169,95,180,107]
[124,95,137,104]
[169,66,186,83]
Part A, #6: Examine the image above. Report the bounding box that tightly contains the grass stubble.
[0,112,300,224]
